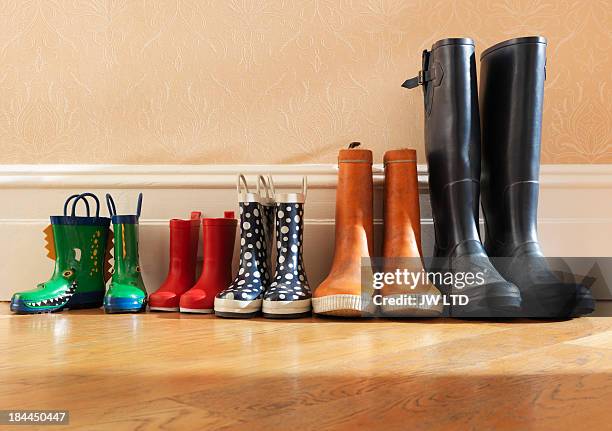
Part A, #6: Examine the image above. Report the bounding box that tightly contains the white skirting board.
[1,164,612,310]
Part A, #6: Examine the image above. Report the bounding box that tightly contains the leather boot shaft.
[480,36,547,255]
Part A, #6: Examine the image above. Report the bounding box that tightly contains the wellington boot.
[379,149,443,317]
[480,36,593,317]
[104,194,147,314]
[313,143,375,317]
[149,212,201,311]
[215,176,271,318]
[263,178,311,318]
[403,38,521,318]
[180,212,237,313]
[11,193,111,313]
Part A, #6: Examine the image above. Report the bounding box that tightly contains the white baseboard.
[1,164,612,302]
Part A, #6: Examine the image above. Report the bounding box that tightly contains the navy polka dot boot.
[214,175,270,318]
[263,177,312,318]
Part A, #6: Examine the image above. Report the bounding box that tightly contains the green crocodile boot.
[10,193,111,314]
[104,193,147,313]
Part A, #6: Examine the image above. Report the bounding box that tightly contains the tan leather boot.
[379,149,443,316]
[313,144,375,317]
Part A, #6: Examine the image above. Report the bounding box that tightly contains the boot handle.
[257,175,275,200]
[64,194,89,217]
[136,193,143,219]
[267,175,275,197]
[106,194,117,217]
[257,175,266,198]
[302,176,308,198]
[237,174,249,194]
[74,193,100,218]
[106,193,143,218]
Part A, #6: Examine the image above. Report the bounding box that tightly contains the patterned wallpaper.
[0,0,610,164]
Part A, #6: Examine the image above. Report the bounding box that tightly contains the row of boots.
[312,145,444,317]
[11,36,594,319]
[149,211,237,313]
[312,36,594,318]
[11,176,312,318]
[149,175,312,318]
[11,193,147,314]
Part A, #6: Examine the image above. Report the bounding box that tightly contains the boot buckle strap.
[402,70,434,89]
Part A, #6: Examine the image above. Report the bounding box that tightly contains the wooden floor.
[1,303,612,430]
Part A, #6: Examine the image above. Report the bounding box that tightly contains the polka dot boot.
[214,176,270,318]
[263,178,312,318]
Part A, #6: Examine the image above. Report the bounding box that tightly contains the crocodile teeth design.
[26,283,76,309]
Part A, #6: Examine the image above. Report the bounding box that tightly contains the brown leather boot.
[313,144,375,317]
[378,149,443,316]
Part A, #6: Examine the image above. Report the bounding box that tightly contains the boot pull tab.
[68,194,91,217]
[237,174,249,194]
[64,194,85,216]
[135,193,143,219]
[106,194,117,217]
[348,142,361,149]
[190,211,202,220]
[77,193,101,218]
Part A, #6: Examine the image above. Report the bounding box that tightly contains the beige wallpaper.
[0,0,610,164]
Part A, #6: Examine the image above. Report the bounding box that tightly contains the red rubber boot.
[180,212,237,313]
[149,212,201,311]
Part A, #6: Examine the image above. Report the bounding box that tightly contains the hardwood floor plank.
[565,330,612,350]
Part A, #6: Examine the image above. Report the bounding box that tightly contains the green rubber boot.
[10,193,111,314]
[104,193,147,313]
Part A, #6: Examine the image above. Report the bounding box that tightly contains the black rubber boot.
[402,38,521,318]
[479,36,594,318]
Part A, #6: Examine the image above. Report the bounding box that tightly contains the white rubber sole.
[262,298,311,315]
[214,297,262,314]
[378,294,444,317]
[312,294,374,317]
[149,306,179,312]
[179,307,213,314]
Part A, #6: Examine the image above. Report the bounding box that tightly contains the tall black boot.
[479,36,594,318]
[402,38,521,317]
